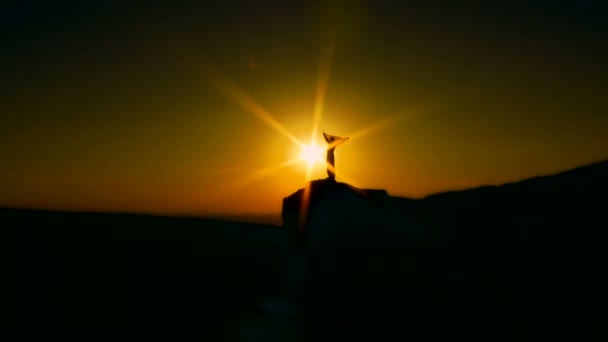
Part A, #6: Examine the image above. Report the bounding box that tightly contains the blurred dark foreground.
[3,161,607,340]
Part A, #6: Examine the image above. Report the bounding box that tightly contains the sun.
[299,143,325,167]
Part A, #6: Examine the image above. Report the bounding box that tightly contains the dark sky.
[2,1,607,215]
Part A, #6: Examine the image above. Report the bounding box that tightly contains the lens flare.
[199,64,303,148]
[299,144,325,167]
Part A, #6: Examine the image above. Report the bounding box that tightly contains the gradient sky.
[2,1,607,215]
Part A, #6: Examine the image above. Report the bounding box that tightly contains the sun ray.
[298,180,313,237]
[227,157,302,190]
[328,104,424,149]
[201,66,304,148]
[346,112,409,143]
[197,157,304,205]
[305,162,314,182]
[311,39,336,146]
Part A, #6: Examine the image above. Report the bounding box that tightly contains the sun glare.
[197,34,412,193]
[299,144,325,167]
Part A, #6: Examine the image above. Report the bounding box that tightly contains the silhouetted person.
[323,132,349,181]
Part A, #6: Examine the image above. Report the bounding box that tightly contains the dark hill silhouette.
[282,160,607,341]
[4,160,607,340]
